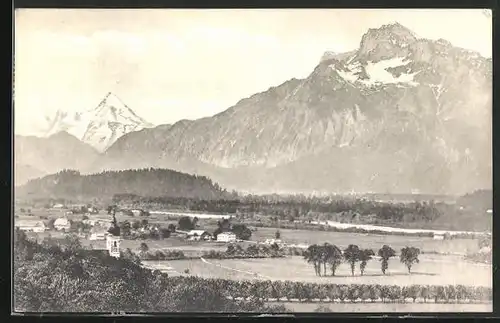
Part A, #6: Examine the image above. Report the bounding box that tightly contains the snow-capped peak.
[44,92,153,152]
[90,92,149,126]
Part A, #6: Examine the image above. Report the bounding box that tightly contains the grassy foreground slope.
[13,229,285,313]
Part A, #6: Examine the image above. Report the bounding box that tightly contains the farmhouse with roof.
[186,230,212,241]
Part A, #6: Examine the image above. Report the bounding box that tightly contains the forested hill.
[16,168,230,201]
[456,189,492,211]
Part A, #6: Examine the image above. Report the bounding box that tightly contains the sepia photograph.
[12,8,492,313]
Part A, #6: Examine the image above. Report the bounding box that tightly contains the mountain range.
[14,23,492,195]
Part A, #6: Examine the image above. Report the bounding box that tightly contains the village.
[14,203,289,259]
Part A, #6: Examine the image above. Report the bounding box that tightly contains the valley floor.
[143,254,492,288]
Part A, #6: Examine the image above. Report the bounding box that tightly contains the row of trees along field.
[304,244,421,276]
[14,229,491,311]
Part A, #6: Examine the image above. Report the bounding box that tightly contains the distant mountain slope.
[457,189,492,211]
[93,23,491,195]
[44,92,153,152]
[14,131,100,185]
[16,168,229,200]
[14,163,45,187]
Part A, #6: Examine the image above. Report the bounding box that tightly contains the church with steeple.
[106,209,121,258]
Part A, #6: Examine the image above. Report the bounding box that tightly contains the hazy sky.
[14,9,492,135]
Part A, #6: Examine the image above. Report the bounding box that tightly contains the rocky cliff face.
[85,23,491,194]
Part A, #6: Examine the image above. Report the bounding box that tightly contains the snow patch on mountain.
[363,57,419,86]
[331,57,420,87]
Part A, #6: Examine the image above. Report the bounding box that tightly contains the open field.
[143,254,492,287]
[246,227,481,255]
[277,301,492,312]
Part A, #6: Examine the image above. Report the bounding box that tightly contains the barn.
[186,230,212,241]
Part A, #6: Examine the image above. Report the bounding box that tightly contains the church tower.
[106,210,121,258]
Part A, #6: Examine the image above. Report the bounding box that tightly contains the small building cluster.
[15,220,46,233]
[186,230,212,241]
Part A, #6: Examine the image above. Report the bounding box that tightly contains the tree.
[377,245,396,275]
[324,244,343,276]
[347,284,361,303]
[160,228,171,239]
[270,243,280,253]
[247,244,259,256]
[359,249,375,276]
[343,244,361,276]
[120,221,132,237]
[304,244,321,276]
[139,242,149,254]
[108,214,120,236]
[226,244,237,255]
[132,220,141,230]
[400,246,420,274]
[403,285,420,303]
[275,230,281,239]
[168,224,176,232]
[61,234,82,254]
[107,205,116,215]
[178,217,194,231]
[420,285,431,303]
[368,285,381,303]
[231,224,252,240]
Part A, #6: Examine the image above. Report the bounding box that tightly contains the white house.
[89,228,107,240]
[16,220,46,233]
[264,238,283,245]
[53,203,64,209]
[131,209,142,216]
[433,234,444,240]
[54,217,71,231]
[217,232,237,242]
[186,230,211,241]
